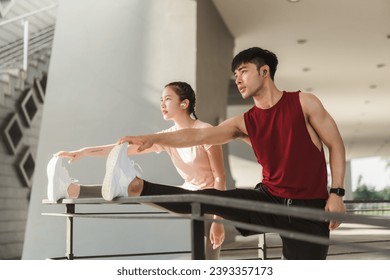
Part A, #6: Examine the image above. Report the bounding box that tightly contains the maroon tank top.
[244,91,328,199]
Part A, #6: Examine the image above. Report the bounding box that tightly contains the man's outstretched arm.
[118,115,247,152]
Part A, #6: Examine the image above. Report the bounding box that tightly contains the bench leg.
[66,204,75,260]
[191,202,205,260]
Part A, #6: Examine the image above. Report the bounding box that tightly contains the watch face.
[330,188,345,196]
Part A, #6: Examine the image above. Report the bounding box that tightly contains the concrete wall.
[196,0,235,189]
[196,0,233,124]
[22,0,234,259]
[23,0,197,260]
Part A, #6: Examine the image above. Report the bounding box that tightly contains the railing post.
[22,19,29,72]
[258,233,267,260]
[191,202,205,260]
[65,203,75,260]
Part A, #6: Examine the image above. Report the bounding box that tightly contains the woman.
[49,81,226,259]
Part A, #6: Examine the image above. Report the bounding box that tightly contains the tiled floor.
[219,223,390,260]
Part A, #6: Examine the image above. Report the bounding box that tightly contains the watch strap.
[329,187,345,197]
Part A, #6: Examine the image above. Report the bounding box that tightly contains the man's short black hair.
[231,47,279,80]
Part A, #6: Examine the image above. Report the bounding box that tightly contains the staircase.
[0,23,53,259]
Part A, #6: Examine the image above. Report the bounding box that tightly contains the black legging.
[142,181,276,228]
[141,180,330,260]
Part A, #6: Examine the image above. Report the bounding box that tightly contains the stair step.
[0,68,22,78]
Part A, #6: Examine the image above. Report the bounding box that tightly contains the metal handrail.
[0,25,55,54]
[43,195,390,227]
[0,4,57,70]
[42,195,390,260]
[344,199,390,203]
[0,4,58,27]
[343,200,390,215]
[0,26,54,70]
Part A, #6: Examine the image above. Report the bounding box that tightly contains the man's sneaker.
[102,143,140,201]
[47,156,72,201]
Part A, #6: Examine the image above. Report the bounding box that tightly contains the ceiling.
[214,0,390,161]
[1,0,389,161]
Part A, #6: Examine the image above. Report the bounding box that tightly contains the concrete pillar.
[196,0,235,189]
[344,160,353,200]
[23,0,197,259]
[23,0,234,259]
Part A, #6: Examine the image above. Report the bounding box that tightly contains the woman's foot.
[46,156,76,201]
[102,143,141,200]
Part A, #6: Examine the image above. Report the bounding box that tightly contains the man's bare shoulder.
[299,91,322,104]
[299,91,325,115]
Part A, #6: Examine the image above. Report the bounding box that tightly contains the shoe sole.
[102,144,125,200]
[47,156,62,202]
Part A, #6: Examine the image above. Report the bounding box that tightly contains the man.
[105,47,346,259]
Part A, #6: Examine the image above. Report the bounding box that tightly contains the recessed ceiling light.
[288,0,301,3]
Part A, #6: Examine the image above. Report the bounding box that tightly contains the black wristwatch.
[329,187,345,197]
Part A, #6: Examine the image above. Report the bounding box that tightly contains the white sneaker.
[47,156,72,201]
[102,143,140,201]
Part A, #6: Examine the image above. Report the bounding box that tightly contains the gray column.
[23,0,198,259]
[23,0,235,260]
[345,160,353,200]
